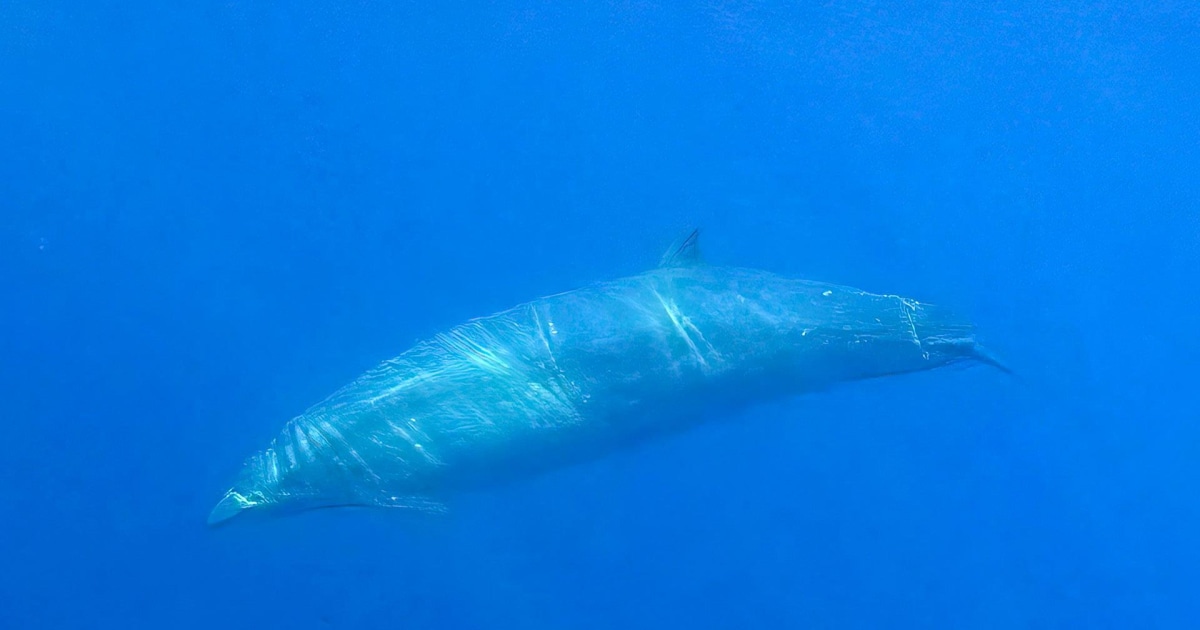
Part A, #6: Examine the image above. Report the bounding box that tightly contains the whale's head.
[206,444,343,526]
[207,433,445,527]
[806,290,1011,383]
[207,448,290,526]
[888,299,1011,377]
[206,466,347,527]
[207,488,268,526]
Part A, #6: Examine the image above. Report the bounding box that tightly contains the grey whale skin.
[209,234,1002,525]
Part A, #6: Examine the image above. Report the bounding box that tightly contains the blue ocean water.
[2,2,1198,627]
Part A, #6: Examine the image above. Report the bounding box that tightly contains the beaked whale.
[208,231,1004,525]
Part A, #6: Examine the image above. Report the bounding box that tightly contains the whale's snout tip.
[207,490,256,527]
[969,344,1014,376]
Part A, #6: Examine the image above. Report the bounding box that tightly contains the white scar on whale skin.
[207,230,1006,526]
[652,288,720,371]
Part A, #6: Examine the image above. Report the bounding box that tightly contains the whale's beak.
[968,343,1014,376]
[207,489,257,527]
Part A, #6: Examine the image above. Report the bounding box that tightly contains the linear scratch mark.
[653,289,708,368]
[888,295,928,360]
[529,304,561,374]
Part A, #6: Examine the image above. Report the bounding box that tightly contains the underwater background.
[3,2,1198,628]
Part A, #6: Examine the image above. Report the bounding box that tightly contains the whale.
[208,231,1005,525]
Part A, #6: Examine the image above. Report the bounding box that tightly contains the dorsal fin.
[659,228,704,268]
